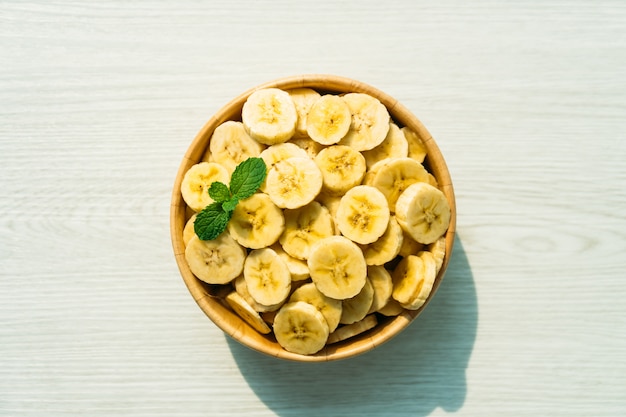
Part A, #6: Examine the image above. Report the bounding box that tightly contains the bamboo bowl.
[170,74,456,362]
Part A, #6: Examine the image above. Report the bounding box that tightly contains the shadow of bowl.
[228,235,477,416]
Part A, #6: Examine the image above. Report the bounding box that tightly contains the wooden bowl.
[170,74,456,362]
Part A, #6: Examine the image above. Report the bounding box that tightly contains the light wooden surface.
[1,1,625,416]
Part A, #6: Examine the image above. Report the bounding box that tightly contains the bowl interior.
[170,74,456,362]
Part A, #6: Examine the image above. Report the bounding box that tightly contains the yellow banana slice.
[288,87,321,139]
[208,121,265,174]
[338,93,390,151]
[427,236,446,274]
[306,95,352,145]
[227,193,285,249]
[259,142,309,192]
[399,251,437,310]
[225,291,272,334]
[182,213,197,246]
[360,216,403,266]
[327,314,378,345]
[340,278,374,325]
[265,156,323,209]
[370,157,431,213]
[315,192,342,234]
[401,126,427,163]
[288,137,324,158]
[366,265,393,314]
[273,301,330,355]
[377,298,405,316]
[243,248,292,307]
[180,162,230,212]
[391,254,424,306]
[395,182,451,245]
[279,201,335,260]
[336,185,390,245]
[289,282,342,332]
[398,229,425,257]
[184,234,245,285]
[314,145,366,196]
[307,235,367,300]
[271,244,310,281]
[241,88,298,145]
[362,122,409,169]
[234,275,283,313]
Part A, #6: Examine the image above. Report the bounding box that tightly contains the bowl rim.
[170,74,456,362]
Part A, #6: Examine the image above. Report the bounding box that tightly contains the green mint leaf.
[208,181,230,203]
[222,197,239,213]
[229,157,267,201]
[194,202,233,240]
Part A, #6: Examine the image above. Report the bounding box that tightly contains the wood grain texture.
[1,0,625,416]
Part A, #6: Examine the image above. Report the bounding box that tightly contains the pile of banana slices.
[180,87,451,355]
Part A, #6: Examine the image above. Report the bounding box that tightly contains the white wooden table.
[2,1,625,415]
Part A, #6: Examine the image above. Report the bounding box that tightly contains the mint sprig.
[194,157,267,240]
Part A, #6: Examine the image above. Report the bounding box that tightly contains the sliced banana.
[185,234,246,285]
[315,191,342,234]
[398,229,425,257]
[360,216,403,266]
[366,265,393,314]
[180,162,230,212]
[395,182,451,245]
[338,93,390,151]
[182,213,197,246]
[314,145,366,196]
[242,88,298,145]
[225,291,272,334]
[243,248,292,307]
[336,185,390,245]
[327,314,378,345]
[399,251,437,310]
[227,193,285,249]
[259,142,309,192]
[288,87,322,138]
[306,95,352,145]
[377,298,405,316]
[340,278,374,325]
[234,274,283,313]
[288,137,324,158]
[401,126,427,163]
[362,122,409,169]
[427,236,446,274]
[208,121,265,174]
[289,282,342,332]
[271,244,310,281]
[279,201,335,260]
[273,301,329,355]
[307,235,367,300]
[391,254,424,306]
[370,157,431,213]
[265,156,323,209]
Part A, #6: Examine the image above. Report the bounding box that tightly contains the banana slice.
[241,88,298,145]
[225,291,272,334]
[227,193,285,249]
[362,122,409,169]
[340,278,374,325]
[289,282,342,332]
[338,93,390,151]
[182,213,197,246]
[315,192,341,234]
[271,244,310,281]
[336,185,390,245]
[180,162,230,212]
[366,265,393,314]
[259,142,309,191]
[306,95,352,145]
[399,251,437,310]
[427,236,446,274]
[395,182,451,245]
[288,137,324,158]
[370,157,430,213]
[307,235,367,300]
[360,216,403,266]
[401,126,427,163]
[243,248,292,307]
[208,121,265,174]
[327,314,378,345]
[265,156,323,209]
[314,145,366,196]
[377,298,405,316]
[185,234,246,285]
[273,301,330,355]
[398,229,425,257]
[288,88,322,139]
[279,201,334,260]
[234,275,283,313]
